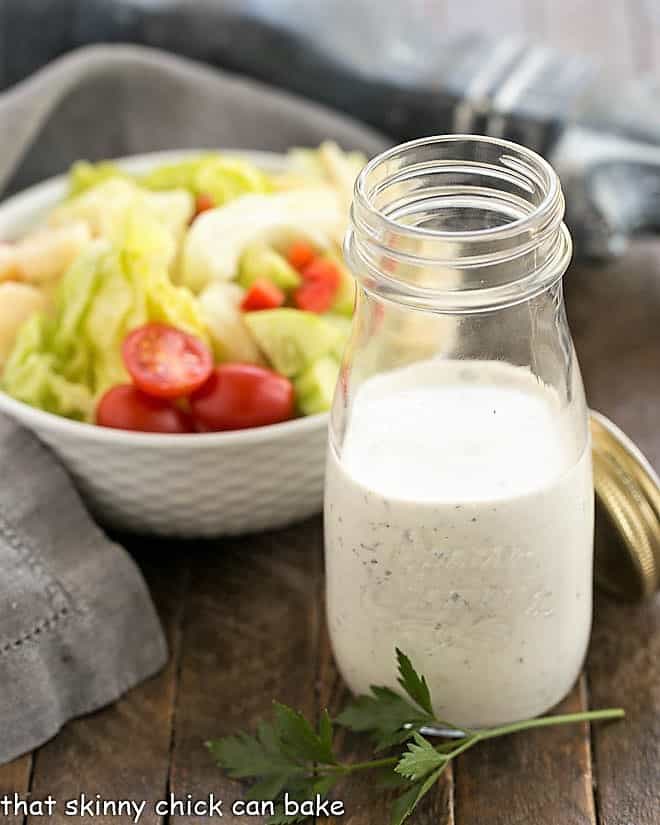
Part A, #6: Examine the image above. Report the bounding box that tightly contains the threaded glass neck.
[346,135,572,312]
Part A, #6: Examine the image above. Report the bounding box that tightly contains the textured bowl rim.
[0,148,330,447]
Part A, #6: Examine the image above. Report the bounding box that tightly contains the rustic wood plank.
[587,593,660,825]
[316,580,454,825]
[24,549,188,825]
[454,678,596,825]
[168,519,323,825]
[0,754,32,825]
[568,237,660,823]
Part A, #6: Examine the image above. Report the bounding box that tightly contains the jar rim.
[354,134,563,244]
[347,134,572,312]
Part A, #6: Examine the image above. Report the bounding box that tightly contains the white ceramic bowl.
[0,151,329,537]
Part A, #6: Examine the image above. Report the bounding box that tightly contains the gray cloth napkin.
[0,44,386,764]
[0,417,167,764]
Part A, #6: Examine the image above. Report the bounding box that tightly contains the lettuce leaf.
[139,153,271,204]
[3,212,207,422]
[67,160,131,199]
[51,178,193,273]
[66,153,271,207]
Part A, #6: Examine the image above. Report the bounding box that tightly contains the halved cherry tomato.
[293,279,335,313]
[240,279,285,311]
[287,241,316,271]
[122,323,213,399]
[293,257,342,313]
[96,385,193,433]
[193,192,215,218]
[190,364,294,431]
[301,257,342,289]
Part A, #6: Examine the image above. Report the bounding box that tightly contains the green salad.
[0,143,364,433]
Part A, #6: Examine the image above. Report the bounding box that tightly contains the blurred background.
[3,0,660,261]
[2,0,659,90]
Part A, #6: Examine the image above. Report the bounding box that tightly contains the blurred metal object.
[3,0,660,257]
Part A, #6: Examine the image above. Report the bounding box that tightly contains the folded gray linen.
[0,44,386,764]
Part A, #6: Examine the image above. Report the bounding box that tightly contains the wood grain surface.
[23,553,188,825]
[3,3,660,825]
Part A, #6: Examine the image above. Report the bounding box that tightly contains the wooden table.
[2,2,660,823]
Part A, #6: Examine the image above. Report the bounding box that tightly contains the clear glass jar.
[325,135,594,727]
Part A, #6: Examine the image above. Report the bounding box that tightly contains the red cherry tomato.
[287,241,316,271]
[293,280,334,313]
[122,323,213,399]
[293,258,342,313]
[190,364,295,431]
[240,279,285,311]
[96,385,193,433]
[301,258,342,289]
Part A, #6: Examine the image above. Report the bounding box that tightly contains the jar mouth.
[346,134,572,312]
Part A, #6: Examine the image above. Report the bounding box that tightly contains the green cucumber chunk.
[323,314,352,359]
[244,308,343,377]
[238,243,302,290]
[295,356,340,415]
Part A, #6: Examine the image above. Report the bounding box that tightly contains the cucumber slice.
[238,243,302,291]
[295,356,340,415]
[244,308,342,377]
[323,314,352,359]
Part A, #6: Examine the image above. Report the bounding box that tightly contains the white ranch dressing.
[325,359,593,727]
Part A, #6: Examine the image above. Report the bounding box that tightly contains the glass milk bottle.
[325,135,594,727]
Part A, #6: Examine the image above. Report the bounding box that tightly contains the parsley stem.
[323,708,625,778]
[475,708,625,741]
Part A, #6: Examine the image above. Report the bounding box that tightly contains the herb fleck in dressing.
[325,360,594,728]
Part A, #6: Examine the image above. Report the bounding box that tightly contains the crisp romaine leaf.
[67,160,129,198]
[396,648,435,717]
[2,214,207,421]
[51,178,193,274]
[139,153,270,204]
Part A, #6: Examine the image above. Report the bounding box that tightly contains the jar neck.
[345,135,572,313]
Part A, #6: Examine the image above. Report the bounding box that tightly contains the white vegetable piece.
[181,187,345,293]
[0,222,91,285]
[0,282,47,368]
[199,282,265,366]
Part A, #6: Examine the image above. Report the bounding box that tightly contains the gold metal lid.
[591,411,660,600]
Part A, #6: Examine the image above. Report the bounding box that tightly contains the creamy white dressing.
[325,359,594,727]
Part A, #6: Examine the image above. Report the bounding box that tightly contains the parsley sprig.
[208,648,624,825]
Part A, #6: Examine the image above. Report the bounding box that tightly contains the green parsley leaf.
[395,733,448,781]
[336,685,432,750]
[207,723,300,780]
[318,709,334,754]
[396,648,434,717]
[273,702,338,765]
[390,766,446,825]
[208,648,624,825]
